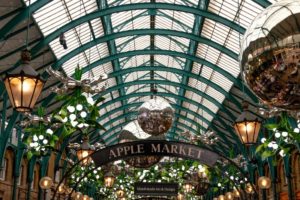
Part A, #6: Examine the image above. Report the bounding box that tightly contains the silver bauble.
[241,0,300,110]
[137,98,174,135]
[118,121,164,168]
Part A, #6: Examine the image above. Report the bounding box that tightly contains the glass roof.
[22,0,276,146]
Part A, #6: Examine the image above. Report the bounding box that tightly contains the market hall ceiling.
[0,0,275,157]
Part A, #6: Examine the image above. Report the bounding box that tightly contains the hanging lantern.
[76,136,95,166]
[233,189,240,197]
[116,189,125,198]
[104,172,115,188]
[57,183,65,194]
[233,101,262,145]
[218,195,225,200]
[4,49,45,112]
[225,192,233,200]
[82,195,90,200]
[74,192,83,200]
[240,0,300,110]
[195,178,210,196]
[177,193,185,200]
[258,176,271,189]
[183,182,193,193]
[245,183,254,194]
[39,176,53,190]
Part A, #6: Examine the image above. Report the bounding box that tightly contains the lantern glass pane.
[4,75,44,112]
[234,121,261,144]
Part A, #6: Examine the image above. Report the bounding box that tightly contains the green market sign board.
[91,140,219,167]
[134,182,178,196]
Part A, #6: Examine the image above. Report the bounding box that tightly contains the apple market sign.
[91,140,219,167]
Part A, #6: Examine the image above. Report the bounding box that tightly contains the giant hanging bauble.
[118,120,164,168]
[137,98,174,135]
[240,0,300,110]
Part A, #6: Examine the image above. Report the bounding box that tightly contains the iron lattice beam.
[173,0,210,138]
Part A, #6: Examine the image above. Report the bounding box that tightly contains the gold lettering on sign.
[179,145,186,155]
[109,149,117,159]
[171,145,178,154]
[117,147,124,156]
[161,144,170,153]
[137,144,145,153]
[124,146,130,155]
[151,144,161,152]
[188,147,193,157]
[197,149,203,159]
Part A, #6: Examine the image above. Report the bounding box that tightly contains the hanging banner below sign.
[134,182,178,196]
[91,140,219,167]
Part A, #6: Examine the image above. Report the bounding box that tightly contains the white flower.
[230,176,234,180]
[261,138,267,143]
[282,131,288,137]
[284,138,288,143]
[76,104,83,111]
[87,97,94,105]
[80,111,87,118]
[294,128,300,133]
[39,135,44,140]
[272,128,277,132]
[217,183,221,187]
[62,117,68,123]
[71,121,78,127]
[275,132,281,138]
[83,123,89,127]
[33,142,39,147]
[69,114,76,121]
[267,142,273,148]
[272,144,279,150]
[78,123,84,128]
[46,129,53,135]
[43,139,48,145]
[67,106,75,113]
[279,150,286,157]
[298,122,300,129]
[30,143,35,147]
[33,135,38,142]
[96,175,100,179]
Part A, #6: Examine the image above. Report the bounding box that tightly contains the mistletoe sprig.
[23,107,59,159]
[53,67,105,138]
[256,113,300,162]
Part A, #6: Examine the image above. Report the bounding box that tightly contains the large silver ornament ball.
[118,121,164,168]
[137,98,174,135]
[241,0,300,110]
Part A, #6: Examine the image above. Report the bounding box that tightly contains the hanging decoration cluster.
[256,113,300,161]
[22,67,105,159]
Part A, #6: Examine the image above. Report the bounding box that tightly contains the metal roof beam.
[174,0,209,136]
[98,0,127,118]
[0,0,51,41]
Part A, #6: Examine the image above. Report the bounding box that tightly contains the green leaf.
[261,150,274,159]
[255,144,264,154]
[27,151,33,160]
[95,96,105,105]
[74,65,83,80]
[264,124,278,130]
